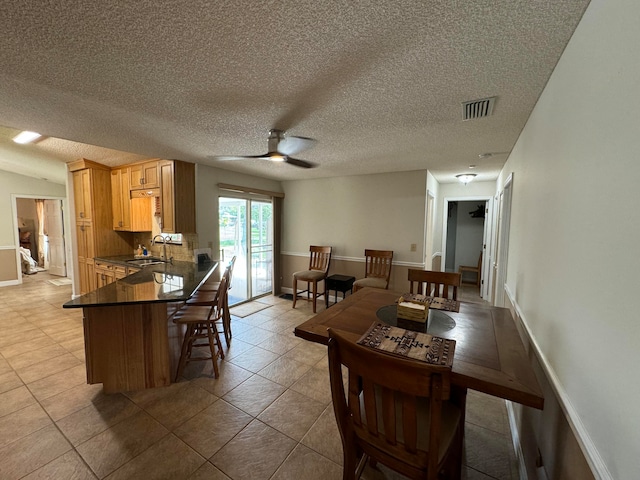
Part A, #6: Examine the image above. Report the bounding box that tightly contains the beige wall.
[498,0,638,477]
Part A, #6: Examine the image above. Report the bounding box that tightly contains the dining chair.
[458,252,482,288]
[292,245,332,313]
[327,328,464,480]
[172,275,229,380]
[408,270,461,300]
[352,249,393,292]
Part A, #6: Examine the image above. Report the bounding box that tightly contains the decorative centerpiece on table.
[396,292,430,323]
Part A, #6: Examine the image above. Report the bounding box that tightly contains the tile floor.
[0,273,518,479]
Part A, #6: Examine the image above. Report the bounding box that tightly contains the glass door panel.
[219,197,273,305]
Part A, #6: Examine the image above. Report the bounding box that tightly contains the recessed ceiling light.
[12,131,42,144]
[478,153,493,159]
[469,165,476,169]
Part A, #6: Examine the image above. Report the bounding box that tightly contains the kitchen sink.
[126,258,166,266]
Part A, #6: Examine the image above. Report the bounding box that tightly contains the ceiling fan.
[212,129,317,168]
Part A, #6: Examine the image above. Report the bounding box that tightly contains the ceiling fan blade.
[284,157,317,169]
[277,135,316,156]
[210,154,270,161]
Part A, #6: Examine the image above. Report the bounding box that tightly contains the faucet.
[151,235,173,263]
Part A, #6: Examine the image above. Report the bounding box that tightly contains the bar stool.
[172,276,228,380]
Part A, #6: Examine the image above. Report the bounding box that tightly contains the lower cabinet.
[94,261,129,288]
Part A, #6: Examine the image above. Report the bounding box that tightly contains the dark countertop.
[63,259,218,308]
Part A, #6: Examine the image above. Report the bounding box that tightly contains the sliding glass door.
[219,197,273,305]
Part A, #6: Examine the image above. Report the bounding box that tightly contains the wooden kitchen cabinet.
[68,159,132,294]
[112,167,152,232]
[111,167,131,231]
[72,169,93,221]
[130,160,159,190]
[94,260,127,287]
[158,159,196,233]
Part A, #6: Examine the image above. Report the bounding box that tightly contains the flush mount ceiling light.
[12,131,42,144]
[456,173,477,185]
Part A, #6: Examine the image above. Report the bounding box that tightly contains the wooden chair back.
[408,270,461,300]
[308,245,332,273]
[327,328,461,480]
[364,249,393,288]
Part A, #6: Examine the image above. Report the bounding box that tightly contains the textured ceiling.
[0,0,590,184]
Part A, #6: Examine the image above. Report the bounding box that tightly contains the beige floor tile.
[0,371,24,394]
[220,338,254,361]
[105,433,204,480]
[0,424,72,479]
[0,328,46,350]
[187,461,231,480]
[301,405,343,465]
[144,384,217,430]
[40,382,105,421]
[27,364,87,401]
[257,356,312,388]
[21,450,96,480]
[0,358,12,376]
[466,390,509,434]
[272,443,343,480]
[211,420,296,480]
[0,386,37,418]
[289,365,333,405]
[190,362,253,397]
[222,374,286,416]
[6,343,69,370]
[232,326,275,346]
[228,346,280,373]
[258,389,327,441]
[174,400,253,459]
[257,333,303,355]
[76,411,169,478]
[0,335,56,359]
[0,403,52,449]
[464,423,517,480]
[282,341,328,366]
[234,312,271,327]
[124,381,189,409]
[39,319,82,336]
[56,393,141,446]
[16,352,82,384]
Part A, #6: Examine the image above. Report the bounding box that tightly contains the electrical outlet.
[410,243,417,252]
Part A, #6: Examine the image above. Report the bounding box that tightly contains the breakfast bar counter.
[64,260,218,393]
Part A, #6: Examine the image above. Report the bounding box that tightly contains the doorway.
[14,196,67,280]
[219,196,273,305]
[441,197,492,297]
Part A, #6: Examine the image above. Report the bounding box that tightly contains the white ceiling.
[0,0,590,185]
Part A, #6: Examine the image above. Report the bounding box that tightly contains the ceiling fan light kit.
[212,129,317,169]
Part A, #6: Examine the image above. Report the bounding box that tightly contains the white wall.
[499,0,640,477]
[281,170,428,264]
[453,201,484,271]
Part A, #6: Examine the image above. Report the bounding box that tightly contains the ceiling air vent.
[462,97,496,120]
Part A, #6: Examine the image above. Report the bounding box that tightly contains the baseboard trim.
[504,285,612,480]
[0,279,20,287]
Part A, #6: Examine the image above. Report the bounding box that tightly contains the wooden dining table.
[294,287,544,410]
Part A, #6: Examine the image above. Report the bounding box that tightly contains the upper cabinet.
[73,169,93,221]
[111,167,152,232]
[130,160,159,190]
[159,160,196,233]
[111,167,131,231]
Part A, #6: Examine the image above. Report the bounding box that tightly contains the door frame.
[218,194,274,304]
[441,195,493,296]
[11,194,71,285]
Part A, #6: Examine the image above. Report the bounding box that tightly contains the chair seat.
[353,277,388,290]
[293,269,327,281]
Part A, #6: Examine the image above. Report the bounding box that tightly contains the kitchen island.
[64,259,218,393]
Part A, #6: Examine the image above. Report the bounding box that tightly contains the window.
[161,233,182,244]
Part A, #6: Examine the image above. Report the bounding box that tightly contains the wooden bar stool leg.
[175,324,194,382]
[205,323,221,378]
[292,275,298,308]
